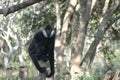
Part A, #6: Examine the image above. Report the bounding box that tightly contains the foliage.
[0,0,120,80]
[19,2,56,33]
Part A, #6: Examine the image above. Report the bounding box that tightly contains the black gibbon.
[28,25,56,77]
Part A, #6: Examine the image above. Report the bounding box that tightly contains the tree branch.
[0,0,42,16]
[80,0,120,67]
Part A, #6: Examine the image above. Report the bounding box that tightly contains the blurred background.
[0,0,120,80]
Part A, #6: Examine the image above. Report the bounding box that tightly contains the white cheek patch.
[42,30,48,38]
[50,30,54,37]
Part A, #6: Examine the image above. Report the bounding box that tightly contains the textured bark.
[0,0,42,16]
[55,0,61,35]
[18,66,28,80]
[72,0,92,65]
[55,0,78,75]
[70,0,93,79]
[60,0,78,48]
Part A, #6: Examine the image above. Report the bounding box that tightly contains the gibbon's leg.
[38,60,47,80]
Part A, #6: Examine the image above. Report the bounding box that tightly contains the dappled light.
[0,0,120,80]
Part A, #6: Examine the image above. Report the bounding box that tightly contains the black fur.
[28,25,56,77]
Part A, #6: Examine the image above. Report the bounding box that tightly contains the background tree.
[0,0,120,80]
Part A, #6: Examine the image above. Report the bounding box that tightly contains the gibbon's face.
[43,25,55,38]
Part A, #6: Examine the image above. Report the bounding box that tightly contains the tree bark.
[0,0,42,16]
[55,0,78,77]
[55,0,61,35]
[18,66,28,80]
[70,0,93,79]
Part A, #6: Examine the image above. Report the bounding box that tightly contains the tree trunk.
[3,54,10,69]
[55,0,78,78]
[70,0,92,79]
[18,66,28,80]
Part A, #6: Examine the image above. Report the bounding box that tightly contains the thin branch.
[104,0,120,21]
[103,0,110,14]
[100,0,110,23]
[105,15,120,31]
[0,0,42,16]
[90,0,97,14]
[80,0,120,67]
